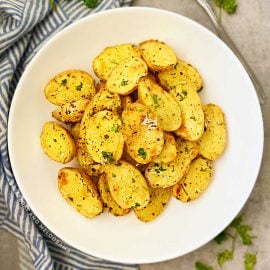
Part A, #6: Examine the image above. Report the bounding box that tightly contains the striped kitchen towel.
[0,0,138,269]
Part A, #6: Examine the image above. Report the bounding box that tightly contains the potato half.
[44,70,95,105]
[158,59,203,92]
[139,39,177,72]
[92,44,141,81]
[40,121,76,163]
[198,104,227,160]
[58,167,103,218]
[138,76,181,131]
[145,139,199,188]
[172,157,213,202]
[105,160,150,209]
[122,103,164,164]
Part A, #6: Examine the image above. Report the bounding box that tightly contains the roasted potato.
[76,138,95,168]
[105,160,150,209]
[145,139,199,188]
[98,174,130,216]
[58,167,103,218]
[122,103,164,164]
[70,122,81,141]
[172,157,213,202]
[198,104,227,160]
[139,39,177,72]
[92,44,141,81]
[52,99,90,123]
[106,56,148,95]
[85,110,124,164]
[121,95,133,110]
[170,85,204,141]
[134,186,171,222]
[40,121,76,163]
[158,59,203,92]
[44,70,96,106]
[152,132,177,163]
[138,76,181,131]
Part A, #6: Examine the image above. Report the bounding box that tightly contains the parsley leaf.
[120,79,129,86]
[154,166,167,174]
[137,148,147,160]
[213,0,237,15]
[230,215,254,245]
[82,0,100,8]
[217,249,233,266]
[152,94,159,109]
[101,151,113,162]
[111,124,121,133]
[214,230,229,244]
[76,82,83,91]
[244,253,257,270]
[195,261,213,270]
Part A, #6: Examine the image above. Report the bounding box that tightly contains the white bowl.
[8,7,264,264]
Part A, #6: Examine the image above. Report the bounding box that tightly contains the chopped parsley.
[152,94,159,109]
[111,124,121,133]
[177,90,188,101]
[76,82,83,91]
[154,166,167,174]
[61,78,67,86]
[133,202,141,208]
[137,148,147,160]
[244,253,257,270]
[120,79,129,86]
[195,262,213,270]
[101,151,113,162]
[217,249,233,266]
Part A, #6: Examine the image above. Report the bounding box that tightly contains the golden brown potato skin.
[98,174,130,216]
[172,157,213,202]
[58,167,103,218]
[44,70,96,106]
[139,39,177,72]
[40,121,76,163]
[138,76,182,131]
[122,103,164,164]
[198,104,227,160]
[134,187,171,222]
[145,139,199,188]
[52,99,90,123]
[92,44,141,81]
[105,160,150,210]
[106,56,148,95]
[158,59,203,92]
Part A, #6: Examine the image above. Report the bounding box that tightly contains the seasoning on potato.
[58,167,103,218]
[44,70,96,106]
[172,157,213,202]
[140,39,177,72]
[158,59,203,92]
[122,103,164,164]
[105,160,150,210]
[40,121,76,163]
[41,39,227,221]
[198,104,227,160]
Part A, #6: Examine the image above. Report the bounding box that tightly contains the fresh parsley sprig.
[49,0,101,10]
[212,0,237,23]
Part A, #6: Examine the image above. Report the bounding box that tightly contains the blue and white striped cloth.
[0,0,138,269]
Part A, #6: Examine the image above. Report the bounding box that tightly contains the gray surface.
[1,0,270,269]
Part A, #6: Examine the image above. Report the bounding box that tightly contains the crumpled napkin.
[0,0,138,269]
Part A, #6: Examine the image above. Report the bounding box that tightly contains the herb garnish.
[152,94,159,109]
[137,148,147,160]
[195,262,213,270]
[120,79,129,86]
[49,0,100,9]
[244,253,257,270]
[61,79,67,86]
[111,124,121,133]
[101,151,113,162]
[76,82,83,91]
[154,166,167,174]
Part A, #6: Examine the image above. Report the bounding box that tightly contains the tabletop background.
[0,0,269,269]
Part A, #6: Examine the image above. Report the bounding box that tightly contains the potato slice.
[152,132,177,163]
[40,121,76,163]
[134,187,171,222]
[138,76,181,131]
[70,122,81,141]
[139,39,177,72]
[145,139,199,188]
[198,104,227,160]
[44,70,96,105]
[170,85,204,141]
[106,56,148,95]
[52,99,90,123]
[85,110,124,164]
[98,174,130,216]
[105,160,150,209]
[58,167,103,218]
[92,44,141,81]
[122,103,164,164]
[172,157,213,202]
[158,59,203,92]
